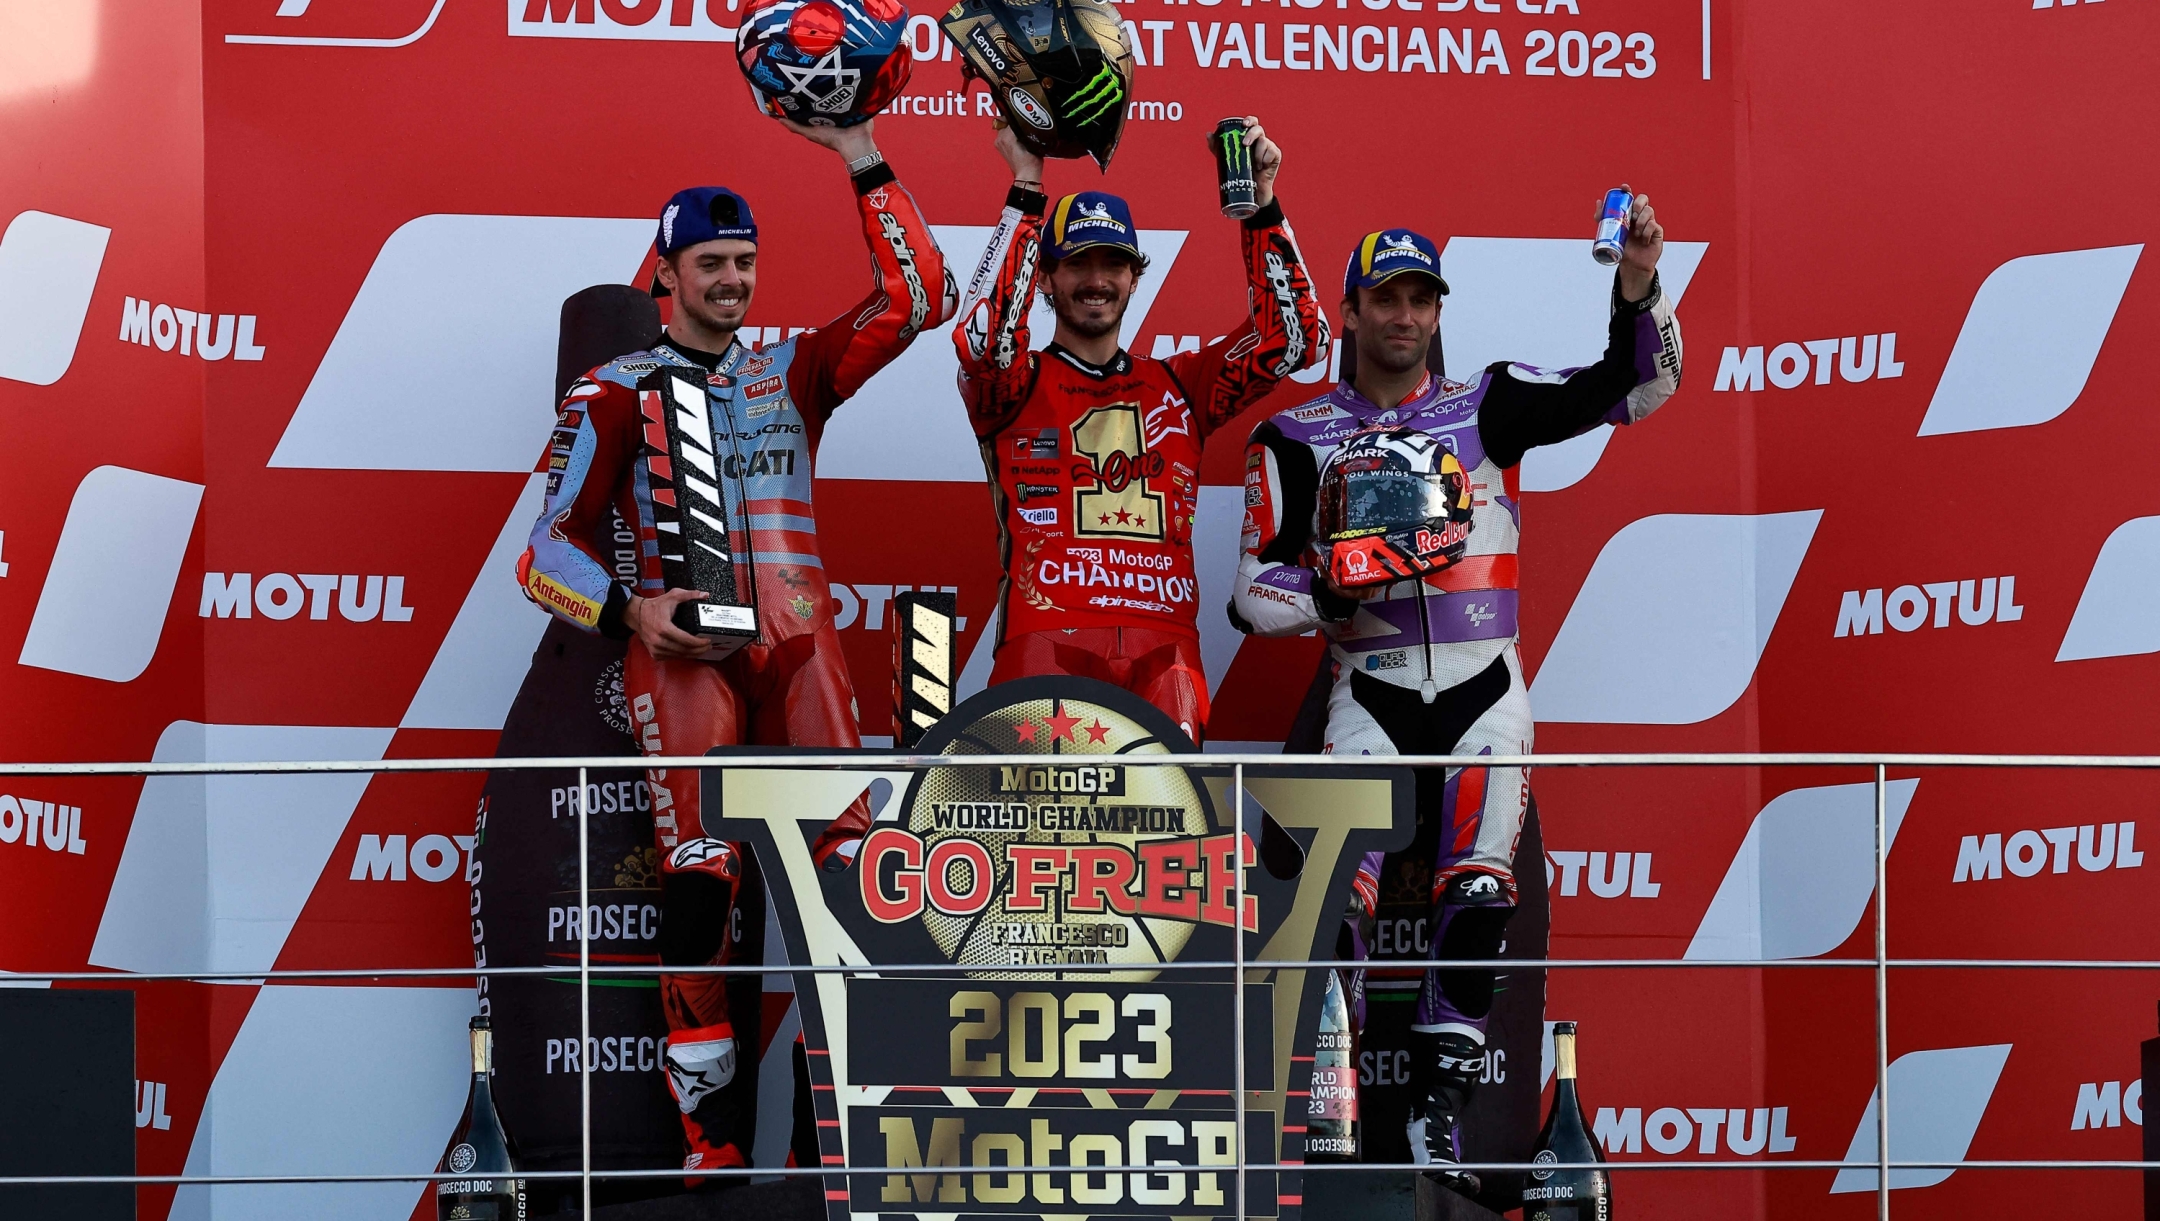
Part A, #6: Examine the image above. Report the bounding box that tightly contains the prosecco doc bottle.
[1303,969,1359,1162]
[1524,1021,1611,1221]
[437,1016,527,1221]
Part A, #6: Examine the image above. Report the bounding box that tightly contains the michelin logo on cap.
[1345,228,1449,296]
[1049,191,1141,259]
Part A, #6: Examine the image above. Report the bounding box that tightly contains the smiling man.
[951,120,1326,743]
[516,117,951,1175]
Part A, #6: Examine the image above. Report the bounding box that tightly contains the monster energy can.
[1210,117,1257,219]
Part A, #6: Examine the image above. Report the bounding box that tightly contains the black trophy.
[635,364,759,653]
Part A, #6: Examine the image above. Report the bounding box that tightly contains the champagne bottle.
[1525,1021,1611,1221]
[437,1016,527,1221]
[1303,969,1360,1162]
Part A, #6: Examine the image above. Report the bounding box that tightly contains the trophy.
[635,364,759,655]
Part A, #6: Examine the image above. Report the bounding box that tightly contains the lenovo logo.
[511,0,736,41]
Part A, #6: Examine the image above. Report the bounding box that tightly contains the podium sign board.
[704,677,1415,1221]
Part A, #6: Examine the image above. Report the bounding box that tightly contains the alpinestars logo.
[877,213,931,339]
[1266,250,1307,376]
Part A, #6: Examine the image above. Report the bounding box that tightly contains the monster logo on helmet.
[941,0,1135,169]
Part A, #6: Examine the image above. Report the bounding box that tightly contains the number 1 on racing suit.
[953,124,1327,742]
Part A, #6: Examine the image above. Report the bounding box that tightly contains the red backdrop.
[1,0,2153,1216]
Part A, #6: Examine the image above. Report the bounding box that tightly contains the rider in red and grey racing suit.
[954,122,1327,743]
[1231,215,1681,1188]
[517,145,951,1172]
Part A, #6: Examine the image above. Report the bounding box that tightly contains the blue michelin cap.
[1344,228,1449,297]
[657,186,758,256]
[1046,191,1141,261]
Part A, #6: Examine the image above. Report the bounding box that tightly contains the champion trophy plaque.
[635,364,759,654]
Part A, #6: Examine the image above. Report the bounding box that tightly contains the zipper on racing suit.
[1413,583,1438,704]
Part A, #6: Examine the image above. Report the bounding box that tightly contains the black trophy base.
[673,597,759,657]
[1305,1169,1509,1221]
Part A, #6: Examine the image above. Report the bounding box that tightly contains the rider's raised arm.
[1475,272,1682,471]
[1167,200,1329,439]
[788,161,954,423]
[951,182,1048,438]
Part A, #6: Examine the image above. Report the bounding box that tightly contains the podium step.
[1304,1169,1509,1221]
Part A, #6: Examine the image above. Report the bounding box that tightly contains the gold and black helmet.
[940,0,1134,169]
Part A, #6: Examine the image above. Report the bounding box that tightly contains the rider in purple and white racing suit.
[1229,207,1681,1191]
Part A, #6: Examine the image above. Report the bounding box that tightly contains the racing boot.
[1406,1027,1485,1196]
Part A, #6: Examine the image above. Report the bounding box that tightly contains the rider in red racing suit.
[517,122,951,1173]
[953,122,1327,743]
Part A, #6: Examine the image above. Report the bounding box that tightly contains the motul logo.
[2070,1079,2144,1130]
[119,297,265,361]
[0,794,87,855]
[1545,850,1661,898]
[1713,333,1903,391]
[134,1080,172,1131]
[1952,822,2142,882]
[1594,1106,1797,1156]
[199,572,414,622]
[1835,576,2022,637]
[510,0,736,41]
[349,833,475,883]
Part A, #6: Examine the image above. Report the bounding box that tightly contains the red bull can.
[1591,187,1633,266]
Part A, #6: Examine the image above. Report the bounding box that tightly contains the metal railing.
[4,750,2158,1221]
